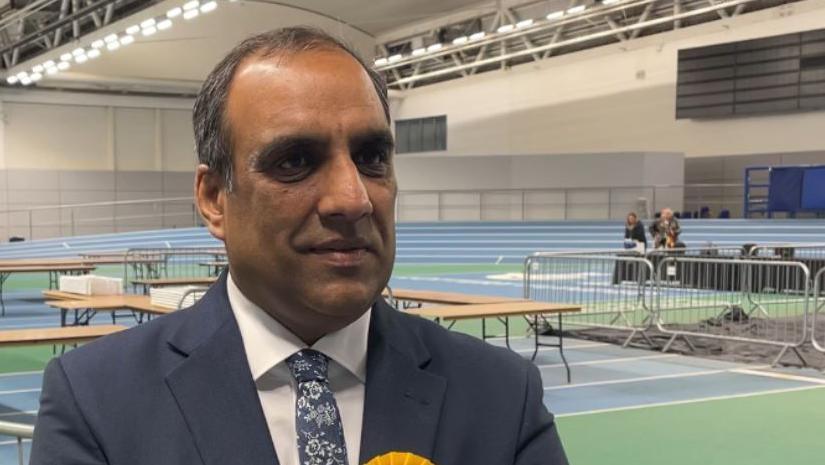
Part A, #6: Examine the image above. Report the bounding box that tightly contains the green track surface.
[558,386,825,465]
[0,346,53,373]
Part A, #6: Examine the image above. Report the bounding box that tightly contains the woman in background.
[624,212,647,251]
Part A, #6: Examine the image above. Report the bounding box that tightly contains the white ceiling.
[269,0,489,35]
[26,0,378,92]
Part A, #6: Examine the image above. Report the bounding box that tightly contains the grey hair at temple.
[192,26,391,191]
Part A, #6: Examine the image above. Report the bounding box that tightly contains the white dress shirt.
[227,273,370,465]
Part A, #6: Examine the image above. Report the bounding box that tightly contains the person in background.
[624,212,647,251]
[650,207,681,249]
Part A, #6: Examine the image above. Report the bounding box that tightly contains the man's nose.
[317,154,373,223]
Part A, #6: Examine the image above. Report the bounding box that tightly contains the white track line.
[0,410,36,418]
[544,365,771,391]
[555,384,825,418]
[0,439,31,446]
[0,388,40,396]
[0,371,42,378]
[537,354,679,369]
[731,368,825,385]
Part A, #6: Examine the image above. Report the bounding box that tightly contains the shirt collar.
[227,272,371,383]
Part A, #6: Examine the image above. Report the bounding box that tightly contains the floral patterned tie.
[286,349,349,465]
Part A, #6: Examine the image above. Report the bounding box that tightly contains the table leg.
[0,273,8,317]
[559,313,571,384]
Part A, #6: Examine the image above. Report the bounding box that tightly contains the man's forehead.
[225,48,384,123]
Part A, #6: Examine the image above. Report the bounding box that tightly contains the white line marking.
[544,365,771,391]
[0,439,31,446]
[537,354,678,369]
[0,410,36,418]
[0,371,42,378]
[0,388,40,396]
[555,385,825,418]
[731,368,825,385]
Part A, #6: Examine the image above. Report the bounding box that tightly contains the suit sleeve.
[30,358,108,465]
[514,362,569,465]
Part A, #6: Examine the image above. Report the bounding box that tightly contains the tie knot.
[286,349,329,383]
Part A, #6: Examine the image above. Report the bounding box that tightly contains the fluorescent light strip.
[516,19,534,28]
[126,25,140,35]
[140,18,156,29]
[183,0,200,10]
[497,24,515,33]
[158,19,173,30]
[566,5,586,14]
[200,1,217,13]
[142,26,158,36]
[452,36,468,45]
[167,7,182,18]
[546,11,564,20]
[469,32,485,41]
[183,9,199,19]
[120,35,135,46]
[426,43,443,52]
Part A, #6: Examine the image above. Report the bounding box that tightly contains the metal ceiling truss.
[0,0,156,70]
[376,0,800,90]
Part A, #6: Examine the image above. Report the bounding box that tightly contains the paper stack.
[150,285,206,309]
[58,275,123,295]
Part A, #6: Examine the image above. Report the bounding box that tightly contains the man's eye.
[278,155,309,170]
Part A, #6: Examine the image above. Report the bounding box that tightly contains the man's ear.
[195,164,227,241]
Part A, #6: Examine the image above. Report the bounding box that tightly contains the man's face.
[205,48,396,339]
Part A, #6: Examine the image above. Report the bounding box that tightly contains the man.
[30,28,567,465]
[649,207,681,249]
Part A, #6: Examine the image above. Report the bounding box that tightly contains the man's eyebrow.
[349,129,395,152]
[248,134,329,170]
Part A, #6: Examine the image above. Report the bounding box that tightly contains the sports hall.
[0,1,824,464]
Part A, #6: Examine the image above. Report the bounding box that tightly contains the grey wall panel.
[116,171,163,192]
[7,170,59,190]
[677,93,734,107]
[59,171,115,191]
[735,72,800,90]
[679,67,735,83]
[800,96,825,108]
[735,99,799,114]
[7,189,60,204]
[678,79,734,96]
[676,105,733,118]
[162,172,194,194]
[736,59,799,77]
[735,86,799,102]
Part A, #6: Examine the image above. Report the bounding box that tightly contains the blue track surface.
[3,219,825,263]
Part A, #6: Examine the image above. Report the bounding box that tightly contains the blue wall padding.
[768,167,804,212]
[801,167,825,210]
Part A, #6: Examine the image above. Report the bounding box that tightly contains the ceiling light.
[546,11,564,20]
[72,48,85,56]
[60,53,72,61]
[469,32,486,41]
[57,61,70,70]
[157,19,173,30]
[91,39,105,49]
[20,76,32,85]
[29,72,42,82]
[516,19,534,28]
[16,72,27,80]
[183,0,200,10]
[87,49,101,59]
[43,60,56,68]
[426,43,443,52]
[46,67,58,75]
[388,54,402,63]
[374,58,388,66]
[120,35,135,46]
[183,9,199,19]
[126,25,140,35]
[140,18,156,29]
[452,36,468,45]
[107,41,120,51]
[412,48,426,56]
[104,34,119,43]
[497,24,515,34]
[32,64,44,73]
[75,55,88,64]
[6,75,17,84]
[142,26,157,36]
[566,5,586,14]
[167,7,182,18]
[602,0,621,4]
[200,1,217,13]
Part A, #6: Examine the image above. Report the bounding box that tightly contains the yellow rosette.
[364,451,435,465]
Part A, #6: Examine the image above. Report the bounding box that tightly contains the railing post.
[521,190,526,221]
[27,210,32,240]
[70,208,75,237]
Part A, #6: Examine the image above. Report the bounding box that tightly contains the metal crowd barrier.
[524,252,656,347]
[654,256,810,366]
[0,420,33,465]
[124,247,226,293]
[813,267,825,353]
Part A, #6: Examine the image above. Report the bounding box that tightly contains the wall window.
[395,115,447,153]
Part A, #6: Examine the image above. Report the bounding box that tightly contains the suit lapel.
[164,275,279,465]
[359,301,447,464]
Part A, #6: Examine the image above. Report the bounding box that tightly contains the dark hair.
[192,26,390,190]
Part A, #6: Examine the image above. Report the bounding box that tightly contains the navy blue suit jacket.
[30,274,567,465]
